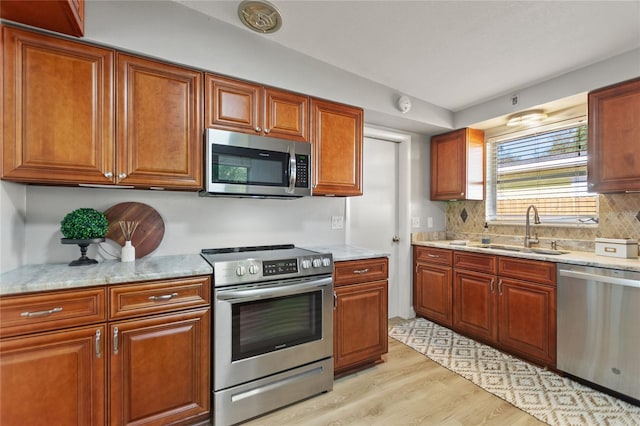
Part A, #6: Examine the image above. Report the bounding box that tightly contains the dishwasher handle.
[559,269,640,289]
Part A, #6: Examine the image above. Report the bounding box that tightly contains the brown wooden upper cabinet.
[205,74,309,142]
[587,77,640,193]
[1,0,84,37]
[2,25,114,185]
[117,53,203,190]
[310,98,364,196]
[2,26,203,190]
[430,128,485,201]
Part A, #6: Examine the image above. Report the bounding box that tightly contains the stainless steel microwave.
[201,129,312,198]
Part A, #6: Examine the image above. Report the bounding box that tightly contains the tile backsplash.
[443,193,640,252]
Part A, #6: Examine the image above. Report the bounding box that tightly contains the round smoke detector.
[238,0,282,34]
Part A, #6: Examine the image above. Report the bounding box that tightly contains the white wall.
[22,186,347,266]
[0,181,27,271]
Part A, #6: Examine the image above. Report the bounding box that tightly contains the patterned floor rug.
[388,318,640,426]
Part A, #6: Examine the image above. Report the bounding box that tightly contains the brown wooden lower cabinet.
[0,325,107,426]
[0,275,212,426]
[413,246,556,368]
[333,258,388,375]
[453,268,498,343]
[109,308,210,426]
[414,262,453,327]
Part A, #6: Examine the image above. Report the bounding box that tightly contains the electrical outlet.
[511,93,519,105]
[331,216,344,229]
[411,217,421,228]
[427,217,433,228]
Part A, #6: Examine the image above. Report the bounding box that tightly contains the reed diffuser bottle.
[119,221,138,262]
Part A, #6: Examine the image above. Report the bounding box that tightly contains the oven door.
[213,275,333,391]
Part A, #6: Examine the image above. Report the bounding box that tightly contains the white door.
[348,137,400,317]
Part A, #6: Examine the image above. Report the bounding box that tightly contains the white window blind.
[486,120,598,224]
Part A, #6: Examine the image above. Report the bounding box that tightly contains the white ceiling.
[175,0,640,116]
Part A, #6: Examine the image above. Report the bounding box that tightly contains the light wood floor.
[243,319,545,426]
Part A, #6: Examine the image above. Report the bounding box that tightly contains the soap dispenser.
[482,222,491,245]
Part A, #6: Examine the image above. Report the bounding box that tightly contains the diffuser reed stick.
[118,220,139,242]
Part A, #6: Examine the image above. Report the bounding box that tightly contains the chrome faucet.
[524,205,541,248]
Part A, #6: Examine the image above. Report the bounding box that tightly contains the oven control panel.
[204,249,333,286]
[263,258,298,276]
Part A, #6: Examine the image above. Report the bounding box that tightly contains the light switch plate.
[411,217,421,228]
[331,216,344,229]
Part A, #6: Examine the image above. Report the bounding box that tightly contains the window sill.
[487,220,599,229]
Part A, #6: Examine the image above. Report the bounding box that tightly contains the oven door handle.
[216,276,333,302]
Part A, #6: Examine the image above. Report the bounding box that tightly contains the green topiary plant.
[60,208,109,240]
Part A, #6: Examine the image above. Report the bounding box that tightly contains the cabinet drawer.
[413,246,452,266]
[109,276,211,320]
[334,258,388,286]
[0,287,106,338]
[498,257,556,286]
[454,252,497,274]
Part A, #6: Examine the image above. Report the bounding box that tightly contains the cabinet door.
[117,53,203,190]
[334,280,388,373]
[0,325,106,426]
[498,278,556,366]
[453,269,497,343]
[430,128,484,201]
[2,25,114,184]
[414,263,453,326]
[588,77,640,193]
[264,88,309,141]
[109,308,210,426]
[310,98,363,196]
[205,74,262,134]
[0,0,84,37]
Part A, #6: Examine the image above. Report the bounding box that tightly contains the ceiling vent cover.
[238,0,282,34]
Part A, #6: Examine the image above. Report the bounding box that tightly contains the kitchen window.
[486,117,598,224]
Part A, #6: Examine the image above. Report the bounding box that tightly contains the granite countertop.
[1,245,387,296]
[413,240,640,273]
[0,254,213,296]
[303,244,390,262]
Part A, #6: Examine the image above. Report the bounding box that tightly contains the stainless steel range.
[200,244,334,426]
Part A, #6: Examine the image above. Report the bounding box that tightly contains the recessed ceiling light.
[506,109,548,127]
[238,0,282,34]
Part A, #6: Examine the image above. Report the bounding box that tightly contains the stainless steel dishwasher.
[557,263,640,401]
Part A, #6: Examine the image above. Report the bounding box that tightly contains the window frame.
[485,115,598,226]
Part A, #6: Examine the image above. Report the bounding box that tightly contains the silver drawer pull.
[20,307,63,318]
[148,292,178,302]
[353,269,369,274]
[427,254,439,258]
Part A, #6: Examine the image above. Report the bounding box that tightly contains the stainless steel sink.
[477,244,569,255]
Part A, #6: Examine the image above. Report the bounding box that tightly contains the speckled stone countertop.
[413,240,640,273]
[303,244,390,262]
[0,254,213,296]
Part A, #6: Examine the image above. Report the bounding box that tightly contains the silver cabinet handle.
[427,254,439,258]
[104,172,113,178]
[264,128,270,134]
[118,173,127,179]
[21,307,62,318]
[333,291,337,310]
[255,126,261,132]
[353,269,369,274]
[498,279,503,295]
[95,329,102,358]
[490,279,495,293]
[148,292,178,302]
[113,327,119,355]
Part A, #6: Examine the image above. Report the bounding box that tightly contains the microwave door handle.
[286,146,297,194]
